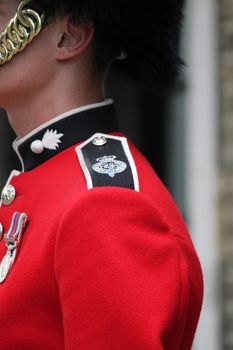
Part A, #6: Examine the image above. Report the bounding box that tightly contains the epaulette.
[75,133,139,191]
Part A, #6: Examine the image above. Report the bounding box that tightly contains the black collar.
[13,100,119,172]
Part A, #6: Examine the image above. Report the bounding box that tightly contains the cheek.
[0,29,56,105]
[14,45,54,88]
[0,4,18,32]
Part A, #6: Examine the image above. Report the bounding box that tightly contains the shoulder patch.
[75,133,139,191]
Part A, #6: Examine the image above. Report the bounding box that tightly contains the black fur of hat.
[32,0,185,93]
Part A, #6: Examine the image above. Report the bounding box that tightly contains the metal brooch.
[0,212,28,283]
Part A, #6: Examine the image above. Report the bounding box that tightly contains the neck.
[5,77,105,138]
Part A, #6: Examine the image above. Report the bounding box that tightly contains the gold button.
[1,185,16,206]
[92,136,107,146]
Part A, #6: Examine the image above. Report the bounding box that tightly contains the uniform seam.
[174,233,193,246]
[168,235,191,350]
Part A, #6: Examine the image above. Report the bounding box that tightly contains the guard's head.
[0,0,185,93]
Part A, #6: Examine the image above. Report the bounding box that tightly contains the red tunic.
[0,102,203,349]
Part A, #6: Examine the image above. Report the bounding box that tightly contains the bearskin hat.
[31,0,185,93]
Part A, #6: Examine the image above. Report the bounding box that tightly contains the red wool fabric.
[0,135,203,349]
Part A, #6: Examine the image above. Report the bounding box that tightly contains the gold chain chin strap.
[0,0,45,66]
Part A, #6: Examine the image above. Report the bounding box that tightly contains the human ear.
[55,17,94,61]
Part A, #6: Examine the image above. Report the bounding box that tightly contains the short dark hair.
[31,0,185,93]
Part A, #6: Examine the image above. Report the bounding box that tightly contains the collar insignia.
[30,129,64,155]
[13,102,118,171]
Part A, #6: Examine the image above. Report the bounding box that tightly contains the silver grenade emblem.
[92,155,127,178]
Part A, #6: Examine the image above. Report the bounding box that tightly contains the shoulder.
[75,133,140,191]
[51,132,189,242]
[73,132,195,246]
[55,131,171,232]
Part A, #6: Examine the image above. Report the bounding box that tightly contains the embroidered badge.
[92,155,127,178]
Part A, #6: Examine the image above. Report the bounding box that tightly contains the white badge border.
[76,133,140,192]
